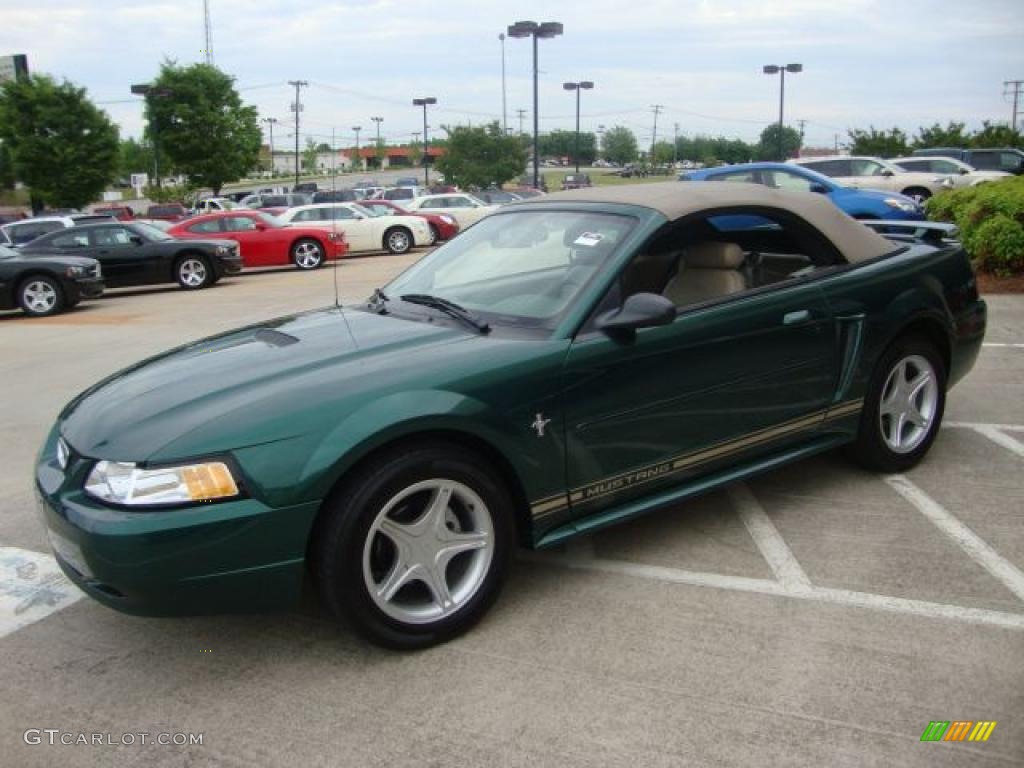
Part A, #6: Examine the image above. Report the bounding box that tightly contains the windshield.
[384,210,635,328]
[351,203,379,218]
[134,222,173,241]
[256,212,284,228]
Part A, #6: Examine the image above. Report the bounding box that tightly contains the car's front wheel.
[18,276,66,317]
[315,442,514,649]
[850,335,946,472]
[292,239,325,270]
[175,254,213,289]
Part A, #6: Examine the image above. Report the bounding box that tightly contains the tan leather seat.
[662,242,746,306]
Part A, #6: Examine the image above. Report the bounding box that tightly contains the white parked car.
[192,197,241,214]
[381,186,428,205]
[789,156,955,203]
[889,156,1013,188]
[277,203,432,254]
[403,193,498,229]
[0,213,115,248]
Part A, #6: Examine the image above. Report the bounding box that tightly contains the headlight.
[884,198,917,212]
[440,215,456,225]
[215,245,232,255]
[65,266,87,278]
[85,460,239,507]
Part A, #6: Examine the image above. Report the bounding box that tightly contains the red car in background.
[93,205,135,221]
[145,203,191,222]
[167,210,347,269]
[360,199,460,243]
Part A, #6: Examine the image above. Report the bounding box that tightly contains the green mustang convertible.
[36,182,986,648]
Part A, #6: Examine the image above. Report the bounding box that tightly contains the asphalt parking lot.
[1,256,1022,767]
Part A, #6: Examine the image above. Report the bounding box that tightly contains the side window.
[91,226,132,246]
[896,159,927,172]
[188,219,223,234]
[420,199,443,209]
[802,160,849,177]
[849,159,884,176]
[932,160,959,174]
[711,171,758,183]
[766,170,815,192]
[11,222,62,244]
[291,210,315,222]
[968,152,996,169]
[999,152,1024,172]
[50,231,90,248]
[450,197,474,207]
[223,216,257,232]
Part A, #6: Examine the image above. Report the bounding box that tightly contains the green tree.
[755,124,802,161]
[435,121,527,189]
[373,139,387,170]
[846,126,909,157]
[539,129,597,165]
[0,142,15,190]
[601,125,638,165]
[651,140,675,165]
[0,74,119,208]
[970,120,1022,148]
[146,61,261,194]
[119,137,155,178]
[913,122,970,149]
[407,139,423,168]
[302,137,319,172]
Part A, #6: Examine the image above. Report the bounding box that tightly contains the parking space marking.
[959,425,1024,459]
[945,421,1024,433]
[982,342,1024,349]
[0,547,82,639]
[727,483,811,591]
[885,475,1024,603]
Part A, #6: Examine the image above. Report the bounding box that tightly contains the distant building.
[269,145,445,175]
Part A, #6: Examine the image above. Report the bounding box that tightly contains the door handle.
[783,309,812,326]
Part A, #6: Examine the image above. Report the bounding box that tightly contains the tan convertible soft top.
[529,181,894,263]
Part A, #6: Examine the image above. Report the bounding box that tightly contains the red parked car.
[167,210,347,269]
[93,205,135,221]
[360,199,460,243]
[144,203,191,222]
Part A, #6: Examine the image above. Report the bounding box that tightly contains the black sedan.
[20,221,242,290]
[0,244,104,317]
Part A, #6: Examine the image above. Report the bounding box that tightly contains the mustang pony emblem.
[531,413,551,437]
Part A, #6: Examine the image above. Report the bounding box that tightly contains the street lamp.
[499,33,508,134]
[371,116,383,169]
[261,117,279,177]
[507,20,564,190]
[130,83,173,189]
[412,97,437,186]
[352,126,362,172]
[762,63,802,161]
[563,81,594,173]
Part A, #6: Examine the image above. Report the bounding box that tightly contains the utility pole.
[516,109,527,136]
[797,119,807,142]
[650,105,663,165]
[261,117,278,176]
[834,133,839,154]
[203,0,214,65]
[371,116,383,169]
[1005,80,1024,132]
[499,33,508,135]
[288,80,308,187]
[673,122,680,165]
[352,125,362,172]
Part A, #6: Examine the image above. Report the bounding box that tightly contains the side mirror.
[880,169,894,177]
[129,235,145,245]
[254,222,267,231]
[809,183,829,194]
[959,168,969,175]
[596,292,677,335]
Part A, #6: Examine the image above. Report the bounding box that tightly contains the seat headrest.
[683,242,744,270]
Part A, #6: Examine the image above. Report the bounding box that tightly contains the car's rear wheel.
[292,239,325,269]
[849,335,946,472]
[315,442,514,649]
[175,254,213,289]
[902,187,931,204]
[18,276,65,317]
[384,227,413,254]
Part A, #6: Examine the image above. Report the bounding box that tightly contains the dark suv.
[911,147,1024,175]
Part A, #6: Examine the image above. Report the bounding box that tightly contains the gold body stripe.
[529,399,864,518]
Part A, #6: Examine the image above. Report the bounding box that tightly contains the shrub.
[926,177,1024,276]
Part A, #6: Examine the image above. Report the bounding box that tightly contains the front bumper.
[71,277,105,300]
[35,429,320,617]
[215,253,244,276]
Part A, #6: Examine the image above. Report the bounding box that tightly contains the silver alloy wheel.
[22,280,58,314]
[362,478,494,625]
[178,257,207,287]
[387,230,410,253]
[879,354,939,454]
[294,241,323,269]
[427,225,438,245]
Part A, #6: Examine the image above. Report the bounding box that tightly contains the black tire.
[902,187,931,204]
[17,275,66,317]
[384,227,413,255]
[427,224,440,245]
[314,441,514,649]
[174,254,214,290]
[291,239,325,270]
[849,334,946,472]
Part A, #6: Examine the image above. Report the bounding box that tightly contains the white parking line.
[962,425,1024,459]
[727,483,811,591]
[945,421,1024,433]
[982,342,1024,349]
[885,475,1024,603]
[0,547,82,639]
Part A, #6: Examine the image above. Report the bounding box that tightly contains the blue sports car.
[680,162,925,221]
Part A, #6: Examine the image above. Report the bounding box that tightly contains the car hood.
[60,307,478,461]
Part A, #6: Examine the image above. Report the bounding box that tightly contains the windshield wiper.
[398,293,490,334]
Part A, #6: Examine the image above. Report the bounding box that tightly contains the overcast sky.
[2,0,1023,150]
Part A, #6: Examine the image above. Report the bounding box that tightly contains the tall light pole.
[508,20,564,190]
[352,125,362,172]
[499,33,508,134]
[762,63,802,161]
[563,81,594,173]
[288,79,308,187]
[371,116,383,169]
[261,117,279,176]
[412,97,437,186]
